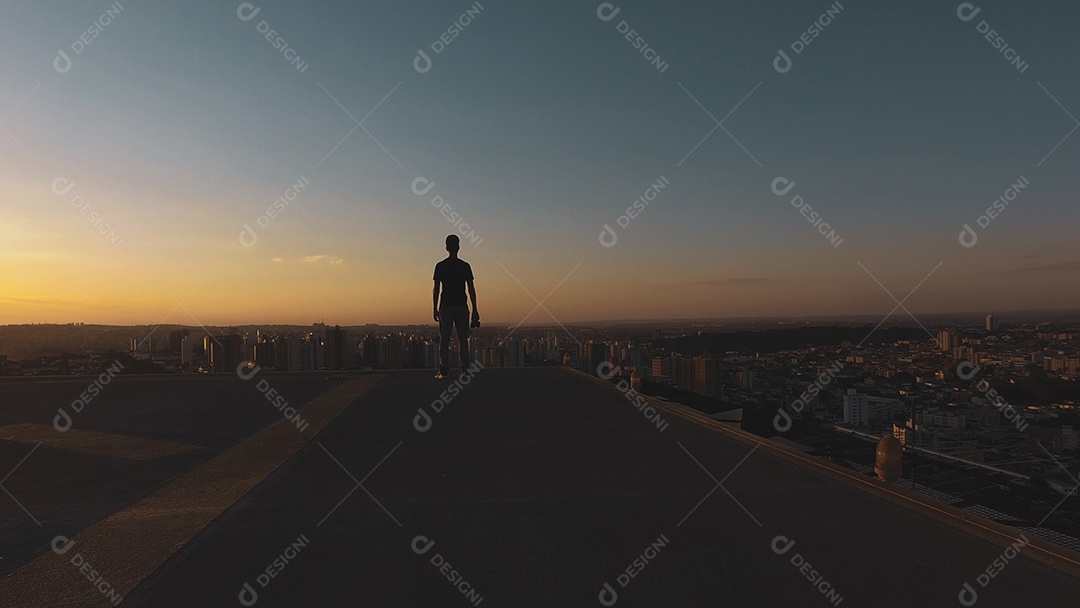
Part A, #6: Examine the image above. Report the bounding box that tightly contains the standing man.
[433,234,479,378]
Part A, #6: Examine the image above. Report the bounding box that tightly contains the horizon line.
[5,307,1080,329]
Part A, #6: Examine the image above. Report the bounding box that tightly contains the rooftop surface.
[0,368,1078,606]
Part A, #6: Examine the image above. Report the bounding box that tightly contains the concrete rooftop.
[0,367,1078,607]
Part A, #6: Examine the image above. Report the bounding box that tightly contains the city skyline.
[2,1,1079,325]
[3,2,1080,605]
[6,306,1080,328]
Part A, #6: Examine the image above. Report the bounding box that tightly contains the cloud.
[301,255,344,265]
[270,255,344,265]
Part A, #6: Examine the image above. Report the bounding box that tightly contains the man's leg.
[438,309,453,375]
[453,306,471,371]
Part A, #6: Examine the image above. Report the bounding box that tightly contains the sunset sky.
[2,0,1078,326]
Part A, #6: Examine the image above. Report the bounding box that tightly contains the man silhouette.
[433,234,479,378]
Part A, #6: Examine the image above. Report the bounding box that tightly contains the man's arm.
[433,279,440,322]
[468,279,478,320]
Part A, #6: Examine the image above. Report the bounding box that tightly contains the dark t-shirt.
[434,257,473,308]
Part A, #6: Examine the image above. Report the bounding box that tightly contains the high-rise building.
[425,341,439,369]
[692,356,723,399]
[208,334,243,373]
[288,338,310,371]
[671,354,693,391]
[130,337,154,356]
[309,333,325,370]
[290,336,310,371]
[985,314,998,333]
[273,339,292,371]
[180,336,193,367]
[587,341,608,376]
[362,334,384,369]
[937,328,959,352]
[541,331,559,361]
[253,341,275,369]
[387,334,405,369]
[506,339,525,367]
[325,326,351,370]
[652,356,672,379]
[168,329,190,354]
[736,365,754,390]
[843,390,869,426]
[408,338,427,368]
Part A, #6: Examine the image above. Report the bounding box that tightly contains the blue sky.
[1,0,1078,324]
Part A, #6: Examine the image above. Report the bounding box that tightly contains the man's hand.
[471,310,480,328]
[433,309,441,323]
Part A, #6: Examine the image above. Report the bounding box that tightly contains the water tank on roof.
[875,434,903,482]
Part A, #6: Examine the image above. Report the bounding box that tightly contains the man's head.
[445,234,460,253]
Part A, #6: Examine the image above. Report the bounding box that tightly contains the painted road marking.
[0,375,382,607]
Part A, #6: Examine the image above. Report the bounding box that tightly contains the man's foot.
[435,371,447,379]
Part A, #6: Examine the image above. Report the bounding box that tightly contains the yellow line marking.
[0,375,382,607]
